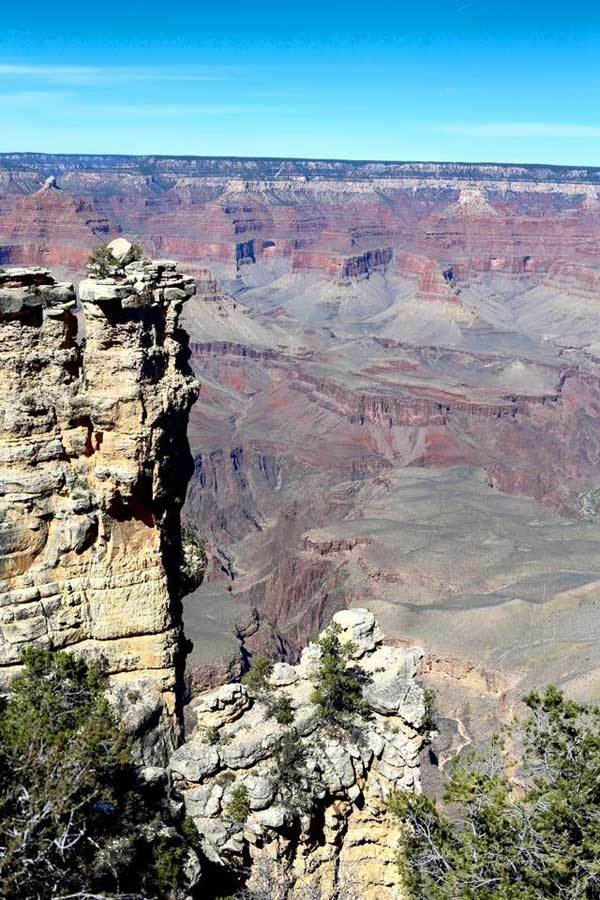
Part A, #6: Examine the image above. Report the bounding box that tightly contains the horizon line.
[1,150,600,174]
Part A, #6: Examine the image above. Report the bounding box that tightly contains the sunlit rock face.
[0,252,198,763]
[2,155,600,278]
[170,610,425,900]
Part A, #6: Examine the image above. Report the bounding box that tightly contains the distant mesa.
[0,175,118,268]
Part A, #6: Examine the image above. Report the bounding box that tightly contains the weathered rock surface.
[170,610,425,899]
[0,254,198,762]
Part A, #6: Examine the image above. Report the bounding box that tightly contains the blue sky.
[2,0,600,165]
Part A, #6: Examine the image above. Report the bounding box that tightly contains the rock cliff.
[0,246,198,762]
[170,610,425,899]
[0,176,117,268]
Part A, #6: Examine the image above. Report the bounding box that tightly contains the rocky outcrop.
[339,248,393,282]
[544,260,600,297]
[170,610,425,899]
[0,244,198,762]
[394,252,468,307]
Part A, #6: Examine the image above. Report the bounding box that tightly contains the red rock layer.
[0,182,117,268]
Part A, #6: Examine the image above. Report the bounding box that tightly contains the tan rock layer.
[0,257,198,762]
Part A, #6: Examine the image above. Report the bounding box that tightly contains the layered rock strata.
[0,176,117,268]
[0,250,198,762]
[170,609,425,899]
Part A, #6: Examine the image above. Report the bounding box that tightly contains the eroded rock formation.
[0,247,198,762]
[170,610,425,899]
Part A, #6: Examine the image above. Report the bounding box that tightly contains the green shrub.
[131,241,144,261]
[226,784,250,824]
[203,725,221,745]
[392,686,600,900]
[0,647,198,900]
[183,815,201,845]
[181,527,208,595]
[153,836,188,893]
[273,729,315,813]
[242,657,274,697]
[217,771,236,787]
[267,693,294,725]
[421,687,437,738]
[309,622,371,727]
[88,242,119,277]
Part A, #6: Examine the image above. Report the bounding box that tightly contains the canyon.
[2,153,600,759]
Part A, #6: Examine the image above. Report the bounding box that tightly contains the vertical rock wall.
[0,258,198,762]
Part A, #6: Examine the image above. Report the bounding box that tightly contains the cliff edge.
[171,609,425,899]
[0,247,198,762]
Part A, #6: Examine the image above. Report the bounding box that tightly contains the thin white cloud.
[0,64,234,84]
[94,103,278,116]
[0,91,277,118]
[0,90,68,104]
[435,122,600,138]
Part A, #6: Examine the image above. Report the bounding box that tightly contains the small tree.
[88,241,119,277]
[0,647,199,899]
[273,729,315,813]
[242,657,274,698]
[421,687,438,740]
[227,784,251,824]
[267,693,294,726]
[309,623,371,727]
[392,686,600,900]
[181,526,207,595]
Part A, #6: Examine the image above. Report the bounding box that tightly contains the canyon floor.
[2,154,600,753]
[182,260,600,761]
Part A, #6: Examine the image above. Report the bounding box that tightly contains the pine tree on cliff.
[392,686,600,899]
[0,648,202,899]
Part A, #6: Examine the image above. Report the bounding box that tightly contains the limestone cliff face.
[0,255,198,762]
[170,610,425,899]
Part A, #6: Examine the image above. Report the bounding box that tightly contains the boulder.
[270,661,298,686]
[331,608,383,657]
[169,741,220,782]
[243,773,277,810]
[322,741,357,791]
[362,646,425,725]
[190,682,251,731]
[184,783,224,818]
[254,805,289,830]
[220,720,284,769]
[107,237,138,266]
